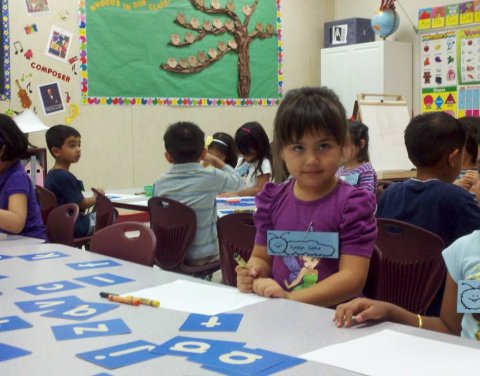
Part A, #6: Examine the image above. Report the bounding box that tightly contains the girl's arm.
[0,193,28,233]
[236,174,270,196]
[236,244,272,292]
[286,254,370,306]
[334,273,462,336]
[357,169,377,193]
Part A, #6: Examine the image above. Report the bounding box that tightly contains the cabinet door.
[321,48,349,110]
[351,43,384,100]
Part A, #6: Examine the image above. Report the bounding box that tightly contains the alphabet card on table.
[0,343,31,362]
[77,340,162,369]
[17,280,84,295]
[0,254,13,261]
[74,273,134,287]
[18,251,69,261]
[179,313,243,332]
[51,318,131,341]
[0,316,33,332]
[42,301,119,321]
[457,279,480,313]
[15,295,85,313]
[66,260,122,271]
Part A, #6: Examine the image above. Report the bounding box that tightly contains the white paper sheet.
[125,279,267,315]
[14,109,49,133]
[300,329,480,376]
[106,193,139,201]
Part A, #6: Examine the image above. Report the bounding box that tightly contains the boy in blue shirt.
[154,121,242,265]
[377,112,480,316]
[45,125,103,237]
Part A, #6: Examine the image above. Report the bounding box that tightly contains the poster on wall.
[38,82,65,116]
[24,0,49,15]
[45,26,72,62]
[80,0,282,106]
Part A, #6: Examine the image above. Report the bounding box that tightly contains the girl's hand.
[236,265,260,293]
[334,298,390,328]
[218,192,237,198]
[252,278,288,299]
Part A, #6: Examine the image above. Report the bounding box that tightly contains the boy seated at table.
[45,125,104,237]
[377,112,480,315]
[154,121,242,266]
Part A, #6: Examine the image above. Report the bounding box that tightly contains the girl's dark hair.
[0,114,28,162]
[458,116,480,165]
[348,120,370,163]
[273,87,347,150]
[208,132,238,168]
[234,121,271,176]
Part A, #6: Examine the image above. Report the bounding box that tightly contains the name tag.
[340,172,360,186]
[267,230,339,258]
[458,280,480,313]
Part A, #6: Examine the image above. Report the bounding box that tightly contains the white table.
[1,243,478,375]
[0,235,45,250]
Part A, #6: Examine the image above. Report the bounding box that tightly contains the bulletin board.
[418,1,480,117]
[0,0,10,101]
[81,0,282,107]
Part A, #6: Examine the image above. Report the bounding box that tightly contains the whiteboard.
[358,101,414,172]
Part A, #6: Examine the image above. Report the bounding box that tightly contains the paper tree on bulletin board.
[160,0,275,98]
[81,0,282,107]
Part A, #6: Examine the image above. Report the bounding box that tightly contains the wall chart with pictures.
[81,0,282,107]
[419,1,480,117]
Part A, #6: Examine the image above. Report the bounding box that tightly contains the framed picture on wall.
[25,0,49,15]
[38,82,65,116]
[45,26,72,62]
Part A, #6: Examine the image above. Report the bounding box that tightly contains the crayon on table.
[126,296,160,307]
[108,295,140,306]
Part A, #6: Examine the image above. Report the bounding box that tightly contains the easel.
[353,93,415,180]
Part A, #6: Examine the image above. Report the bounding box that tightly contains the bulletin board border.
[78,0,283,107]
[1,0,10,101]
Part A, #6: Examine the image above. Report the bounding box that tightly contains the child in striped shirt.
[337,120,377,194]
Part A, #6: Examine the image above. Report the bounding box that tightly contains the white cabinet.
[320,41,412,116]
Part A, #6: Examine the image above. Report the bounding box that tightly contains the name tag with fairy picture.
[267,230,339,258]
[458,280,480,313]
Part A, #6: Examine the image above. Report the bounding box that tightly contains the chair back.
[46,203,79,246]
[91,188,116,231]
[35,185,58,224]
[89,222,156,266]
[217,213,256,286]
[371,218,447,314]
[148,197,197,270]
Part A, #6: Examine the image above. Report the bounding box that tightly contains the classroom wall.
[333,0,460,116]
[3,0,333,190]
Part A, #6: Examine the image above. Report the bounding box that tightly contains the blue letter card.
[77,340,162,369]
[0,254,12,261]
[15,295,85,313]
[51,318,130,341]
[0,343,31,362]
[17,280,84,295]
[0,316,32,332]
[42,302,119,321]
[267,230,338,258]
[66,260,121,270]
[18,251,68,261]
[179,313,243,332]
[74,273,134,287]
[458,280,480,313]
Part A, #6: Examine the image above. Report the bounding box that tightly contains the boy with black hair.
[378,112,480,247]
[45,124,103,237]
[154,121,242,265]
[377,112,480,315]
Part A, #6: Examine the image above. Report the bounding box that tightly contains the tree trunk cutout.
[160,0,275,98]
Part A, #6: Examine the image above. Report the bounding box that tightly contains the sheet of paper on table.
[125,279,267,315]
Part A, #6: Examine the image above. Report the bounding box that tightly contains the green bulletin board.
[80,0,282,106]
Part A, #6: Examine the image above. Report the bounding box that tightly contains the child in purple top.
[236,87,377,307]
[0,114,46,240]
[337,120,377,194]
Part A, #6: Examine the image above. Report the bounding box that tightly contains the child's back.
[155,122,242,265]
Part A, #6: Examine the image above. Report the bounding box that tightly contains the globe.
[371,8,400,39]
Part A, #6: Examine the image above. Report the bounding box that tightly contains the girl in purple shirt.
[0,115,46,240]
[236,87,377,307]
